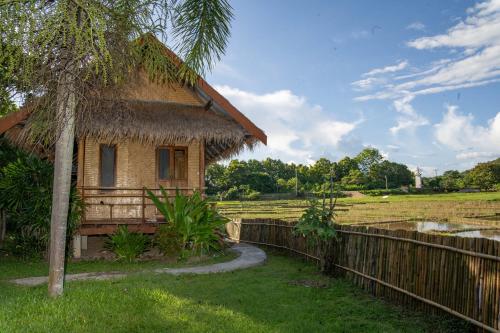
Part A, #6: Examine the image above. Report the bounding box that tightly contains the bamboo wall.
[80,138,202,221]
[227,218,500,332]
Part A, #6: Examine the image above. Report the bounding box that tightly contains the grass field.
[216,192,500,226]
[0,253,468,332]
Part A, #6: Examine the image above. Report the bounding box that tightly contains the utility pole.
[385,175,388,190]
[295,167,298,197]
[329,167,334,210]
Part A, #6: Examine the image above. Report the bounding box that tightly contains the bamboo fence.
[226,218,500,333]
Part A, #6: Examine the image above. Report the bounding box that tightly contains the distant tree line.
[205,148,414,198]
[423,158,500,192]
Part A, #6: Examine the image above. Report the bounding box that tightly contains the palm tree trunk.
[48,69,76,298]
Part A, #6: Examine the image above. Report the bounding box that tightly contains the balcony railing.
[78,186,204,235]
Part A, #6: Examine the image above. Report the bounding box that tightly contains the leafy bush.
[361,188,408,196]
[0,140,83,258]
[154,224,183,257]
[224,186,241,200]
[294,199,336,243]
[105,226,150,262]
[147,188,228,258]
[242,189,261,200]
[294,199,337,272]
[223,185,260,201]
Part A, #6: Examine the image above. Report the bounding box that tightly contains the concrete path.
[10,243,266,287]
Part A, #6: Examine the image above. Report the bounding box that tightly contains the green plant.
[0,142,83,258]
[154,224,183,257]
[294,198,337,272]
[147,188,229,258]
[294,199,336,243]
[105,226,150,262]
[243,189,261,200]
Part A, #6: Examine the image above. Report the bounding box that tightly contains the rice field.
[215,192,500,227]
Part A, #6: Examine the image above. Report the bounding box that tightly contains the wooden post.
[72,235,81,259]
[141,188,146,224]
[109,204,113,222]
[81,235,87,251]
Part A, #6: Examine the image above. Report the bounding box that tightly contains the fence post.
[142,188,146,224]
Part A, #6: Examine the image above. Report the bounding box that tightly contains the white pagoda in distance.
[415,167,423,189]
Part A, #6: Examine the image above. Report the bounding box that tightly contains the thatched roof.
[7,99,258,163]
[77,99,258,162]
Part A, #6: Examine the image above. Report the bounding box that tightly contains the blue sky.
[205,0,500,175]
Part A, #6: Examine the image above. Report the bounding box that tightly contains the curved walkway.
[10,243,266,287]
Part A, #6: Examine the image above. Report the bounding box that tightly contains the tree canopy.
[206,148,415,197]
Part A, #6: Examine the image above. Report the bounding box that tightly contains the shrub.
[105,226,150,262]
[361,188,408,196]
[223,185,261,201]
[154,224,183,257]
[147,188,229,258]
[294,199,337,272]
[0,141,83,258]
[224,186,241,200]
[294,199,336,243]
[243,189,261,200]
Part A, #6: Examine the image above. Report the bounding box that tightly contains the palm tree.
[0,0,233,297]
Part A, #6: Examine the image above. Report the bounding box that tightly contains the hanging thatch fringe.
[10,99,256,162]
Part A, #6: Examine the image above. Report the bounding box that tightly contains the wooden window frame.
[156,146,188,181]
[99,144,117,189]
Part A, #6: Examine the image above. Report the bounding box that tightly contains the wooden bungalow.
[0,46,266,257]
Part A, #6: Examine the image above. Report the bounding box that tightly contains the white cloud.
[362,60,409,77]
[434,105,500,159]
[214,85,362,163]
[406,21,426,31]
[408,0,500,49]
[406,165,438,177]
[353,0,500,136]
[390,95,429,134]
[456,151,499,160]
[351,77,386,91]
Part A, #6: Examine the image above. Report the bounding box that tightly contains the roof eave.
[195,79,267,145]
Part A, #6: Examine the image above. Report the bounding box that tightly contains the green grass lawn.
[0,253,468,333]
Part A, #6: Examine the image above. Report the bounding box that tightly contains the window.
[174,149,187,179]
[157,147,187,180]
[100,144,116,188]
[158,148,170,180]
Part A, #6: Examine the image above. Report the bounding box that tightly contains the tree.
[1,0,233,297]
[439,170,463,191]
[355,148,383,174]
[341,169,365,187]
[205,163,227,195]
[0,44,17,116]
[369,161,413,189]
[467,162,500,190]
[337,157,359,180]
[309,158,333,184]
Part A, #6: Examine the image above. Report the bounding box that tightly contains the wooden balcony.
[78,186,202,235]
